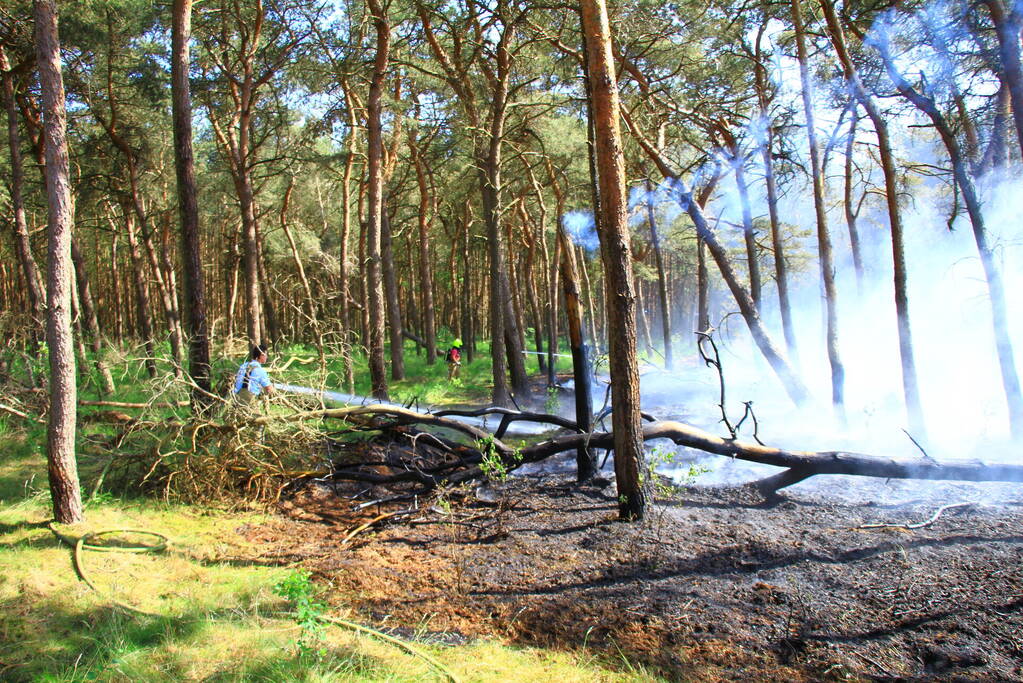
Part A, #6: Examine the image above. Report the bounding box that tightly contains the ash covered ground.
[245,462,1023,682]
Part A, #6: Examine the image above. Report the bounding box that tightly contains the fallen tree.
[75,396,1023,505]
[244,404,1023,498]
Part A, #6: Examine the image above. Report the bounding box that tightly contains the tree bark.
[580,0,645,520]
[820,0,925,436]
[35,0,83,524]
[381,201,405,380]
[645,179,673,368]
[623,111,811,407]
[752,34,797,361]
[409,128,437,364]
[793,0,845,420]
[875,35,1023,439]
[984,0,1023,159]
[365,0,389,400]
[172,0,211,404]
[1,47,45,337]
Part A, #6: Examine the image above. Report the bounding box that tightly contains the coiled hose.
[48,522,459,682]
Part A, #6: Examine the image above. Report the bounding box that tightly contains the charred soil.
[243,464,1023,682]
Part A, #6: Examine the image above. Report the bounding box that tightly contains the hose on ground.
[47,522,459,682]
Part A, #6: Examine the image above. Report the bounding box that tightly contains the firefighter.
[445,338,463,381]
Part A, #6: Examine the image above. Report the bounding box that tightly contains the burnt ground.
[241,460,1023,682]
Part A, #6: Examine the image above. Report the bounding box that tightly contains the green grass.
[280,336,576,406]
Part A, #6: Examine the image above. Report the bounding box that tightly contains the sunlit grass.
[0,411,663,682]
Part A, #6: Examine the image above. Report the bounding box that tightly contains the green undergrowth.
[280,335,576,407]
[0,413,664,682]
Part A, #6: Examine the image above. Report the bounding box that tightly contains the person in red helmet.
[445,338,463,380]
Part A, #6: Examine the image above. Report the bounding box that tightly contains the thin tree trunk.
[875,36,1023,438]
[365,0,389,399]
[255,229,280,344]
[580,0,645,520]
[794,0,845,419]
[753,35,797,361]
[820,0,925,435]
[172,0,211,403]
[723,134,763,313]
[984,0,1023,159]
[843,109,865,291]
[645,179,673,368]
[340,79,358,391]
[409,130,437,364]
[279,178,317,328]
[36,0,82,524]
[110,233,123,340]
[697,235,709,335]
[381,201,405,380]
[636,278,655,356]
[1,47,45,336]
[120,208,158,378]
[70,238,115,394]
[558,221,595,481]
[459,205,475,363]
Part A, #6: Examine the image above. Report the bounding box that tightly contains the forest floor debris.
[243,470,1023,682]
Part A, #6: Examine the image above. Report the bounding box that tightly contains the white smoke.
[629,1,1023,499]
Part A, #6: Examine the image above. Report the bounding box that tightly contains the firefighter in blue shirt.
[233,344,274,403]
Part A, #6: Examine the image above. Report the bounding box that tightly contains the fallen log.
[504,421,1023,496]
[131,402,1022,502]
[263,406,1023,496]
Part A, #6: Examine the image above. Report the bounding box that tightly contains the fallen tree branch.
[0,402,42,422]
[79,400,190,409]
[859,502,975,530]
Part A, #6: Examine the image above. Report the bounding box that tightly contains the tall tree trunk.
[238,172,262,343]
[365,0,389,400]
[843,109,865,292]
[645,179,673,368]
[382,201,405,380]
[117,208,158,377]
[581,0,645,521]
[409,130,437,364]
[339,78,358,391]
[984,0,1023,159]
[1,47,45,336]
[875,36,1023,438]
[624,110,811,407]
[36,0,82,524]
[793,0,845,420]
[558,222,596,481]
[722,133,763,313]
[753,34,797,361]
[981,83,1010,171]
[820,0,925,435]
[636,278,655,356]
[460,208,474,364]
[110,233,123,340]
[172,0,211,404]
[697,234,709,336]
[70,238,115,394]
